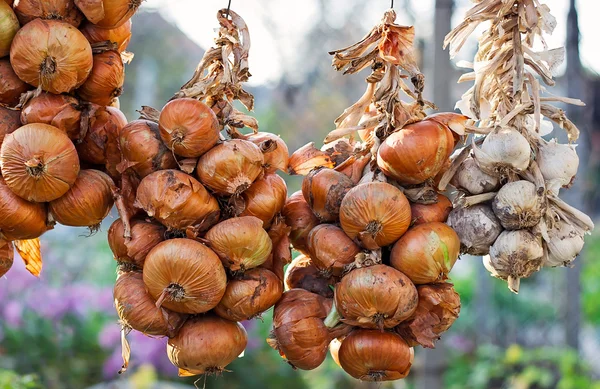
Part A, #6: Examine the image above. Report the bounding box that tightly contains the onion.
[0,2,18,58]
[205,216,272,272]
[536,139,579,194]
[13,0,83,27]
[10,19,93,94]
[472,127,531,176]
[0,176,49,241]
[282,191,320,254]
[0,239,14,277]
[492,180,544,230]
[167,315,247,376]
[301,168,353,222]
[20,92,82,140]
[288,142,334,175]
[543,220,584,267]
[75,0,141,29]
[118,120,177,178]
[410,194,453,225]
[284,254,334,298]
[335,264,418,329]
[240,173,287,228]
[196,139,264,195]
[246,132,289,173]
[447,205,502,255]
[0,59,31,106]
[77,51,124,106]
[307,224,360,276]
[377,119,455,185]
[390,222,460,284]
[77,106,127,165]
[214,268,283,321]
[103,106,127,178]
[0,106,20,147]
[395,283,461,348]
[338,329,413,381]
[135,169,220,230]
[108,218,165,269]
[452,157,500,195]
[80,19,132,52]
[114,271,185,337]
[158,98,220,158]
[1,123,80,202]
[48,170,114,228]
[339,182,411,248]
[143,238,227,314]
[486,230,543,293]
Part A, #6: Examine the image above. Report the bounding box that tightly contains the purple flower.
[103,348,125,379]
[27,288,70,321]
[3,300,23,327]
[98,323,122,349]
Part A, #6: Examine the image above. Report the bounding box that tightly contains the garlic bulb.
[536,139,578,195]
[452,157,500,195]
[486,230,543,293]
[472,127,531,176]
[447,205,502,255]
[492,181,544,230]
[543,220,584,267]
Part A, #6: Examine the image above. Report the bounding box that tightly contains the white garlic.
[542,220,585,267]
[447,204,502,256]
[452,157,500,195]
[472,127,531,176]
[492,180,544,230]
[487,230,544,293]
[536,139,579,195]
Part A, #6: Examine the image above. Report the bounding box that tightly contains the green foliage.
[582,235,600,325]
[0,370,41,389]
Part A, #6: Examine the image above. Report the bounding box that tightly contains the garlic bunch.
[447,205,502,256]
[492,181,544,230]
[452,157,499,195]
[536,139,579,195]
[472,127,531,177]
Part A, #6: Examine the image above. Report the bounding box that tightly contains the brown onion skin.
[20,93,82,140]
[80,19,132,52]
[108,218,165,269]
[49,170,114,227]
[118,120,177,178]
[302,168,353,222]
[158,98,220,158]
[0,1,18,58]
[75,0,141,29]
[307,224,360,277]
[246,132,289,173]
[78,50,124,106]
[410,194,453,225]
[77,106,127,165]
[339,182,411,248]
[196,139,264,196]
[377,119,455,185]
[14,0,83,27]
[0,59,32,106]
[214,268,283,321]
[338,329,414,381]
[0,240,14,277]
[391,222,461,284]
[1,123,80,202]
[240,174,287,228]
[335,264,418,329]
[103,106,127,178]
[114,271,185,337]
[10,19,93,94]
[0,177,49,240]
[284,254,334,298]
[0,106,20,147]
[282,191,319,254]
[167,315,247,376]
[143,239,227,314]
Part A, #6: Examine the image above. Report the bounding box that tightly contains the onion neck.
[40,56,57,78]
[25,157,45,177]
[324,302,341,328]
[155,283,186,308]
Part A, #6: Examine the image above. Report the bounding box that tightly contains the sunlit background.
[1,0,600,388]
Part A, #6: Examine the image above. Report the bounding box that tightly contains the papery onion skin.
[452,157,499,195]
[247,132,289,173]
[143,238,227,314]
[77,50,124,106]
[0,59,32,106]
[447,205,502,255]
[114,271,185,337]
[410,194,453,225]
[20,93,82,140]
[76,0,141,29]
[284,254,334,298]
[0,2,19,58]
[13,0,83,27]
[80,19,132,52]
[0,106,20,147]
[205,216,272,272]
[338,329,414,381]
[335,264,418,329]
[135,169,220,230]
[391,222,460,284]
[1,123,80,202]
[49,170,114,227]
[103,106,127,179]
[307,224,360,277]
[77,106,127,165]
[108,218,165,269]
[377,119,455,185]
[118,120,177,178]
[301,168,353,222]
[321,138,354,166]
[10,19,93,94]
[197,139,264,196]
[0,177,49,241]
[339,182,411,248]
[329,337,343,368]
[158,98,220,158]
[240,173,287,228]
[167,315,247,376]
[0,240,14,277]
[282,191,320,254]
[214,268,283,321]
[492,180,544,230]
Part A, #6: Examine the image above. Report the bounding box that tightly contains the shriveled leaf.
[118,327,131,374]
[14,238,42,277]
[378,25,419,76]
